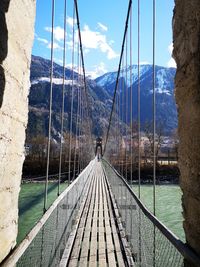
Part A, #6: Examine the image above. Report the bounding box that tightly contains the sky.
[32,0,176,79]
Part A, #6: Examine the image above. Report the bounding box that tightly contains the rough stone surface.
[173,0,200,262]
[0,0,36,262]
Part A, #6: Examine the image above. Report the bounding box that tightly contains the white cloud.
[140,61,150,65]
[84,48,90,54]
[109,40,115,46]
[47,42,63,51]
[37,37,48,44]
[168,43,173,54]
[86,62,107,79]
[97,22,108,32]
[66,16,76,28]
[167,43,177,68]
[45,26,64,42]
[78,25,119,60]
[168,57,176,68]
[42,22,118,60]
[37,34,63,51]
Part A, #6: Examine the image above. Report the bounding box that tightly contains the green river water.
[132,184,185,241]
[17,182,68,243]
[17,183,184,244]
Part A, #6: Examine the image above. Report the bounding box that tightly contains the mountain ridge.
[27,55,177,141]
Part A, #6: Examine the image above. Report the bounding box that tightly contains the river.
[133,184,185,241]
[17,183,184,244]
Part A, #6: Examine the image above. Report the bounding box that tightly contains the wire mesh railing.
[102,159,200,267]
[2,160,95,267]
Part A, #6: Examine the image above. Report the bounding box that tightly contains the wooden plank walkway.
[60,161,128,267]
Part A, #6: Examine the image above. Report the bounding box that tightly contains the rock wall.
[0,0,36,262]
[173,0,200,262]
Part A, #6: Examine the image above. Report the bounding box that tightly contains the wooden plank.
[89,166,99,267]
[98,171,107,267]
[102,170,126,267]
[101,170,116,267]
[69,171,96,266]
[79,169,98,267]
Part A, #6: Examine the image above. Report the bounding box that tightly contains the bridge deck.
[60,162,127,267]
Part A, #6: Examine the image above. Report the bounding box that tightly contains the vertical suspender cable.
[129,0,134,248]
[119,76,122,175]
[137,5,142,266]
[153,0,156,260]
[153,0,156,216]
[58,0,67,196]
[73,41,80,180]
[153,6,156,266]
[117,89,120,172]
[130,6,133,187]
[122,55,125,176]
[68,4,75,183]
[44,0,55,213]
[125,34,128,181]
[79,62,83,172]
[138,0,141,199]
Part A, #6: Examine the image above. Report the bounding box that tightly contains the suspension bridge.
[1,0,200,266]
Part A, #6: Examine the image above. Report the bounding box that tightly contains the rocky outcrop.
[173,0,200,263]
[0,0,36,262]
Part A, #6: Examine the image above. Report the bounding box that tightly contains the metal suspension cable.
[117,88,121,173]
[138,0,141,199]
[125,35,128,181]
[73,40,80,180]
[153,0,156,216]
[80,69,84,170]
[130,5,133,186]
[119,73,122,175]
[77,79,81,174]
[58,0,67,196]
[74,0,94,157]
[79,58,83,172]
[44,0,55,213]
[121,55,125,176]
[103,0,132,155]
[129,2,134,249]
[68,4,76,183]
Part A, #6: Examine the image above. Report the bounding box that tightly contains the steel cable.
[103,0,132,155]
[74,0,94,158]
[130,5,133,187]
[125,34,128,181]
[73,40,80,180]
[68,4,76,184]
[153,0,156,217]
[44,0,55,213]
[58,0,67,196]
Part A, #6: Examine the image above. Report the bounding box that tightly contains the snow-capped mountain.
[28,56,177,139]
[96,65,175,96]
[95,65,177,132]
[27,56,112,139]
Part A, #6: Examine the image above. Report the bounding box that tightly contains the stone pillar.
[0,0,36,262]
[173,0,200,262]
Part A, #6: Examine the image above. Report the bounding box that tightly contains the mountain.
[27,56,177,142]
[27,56,112,140]
[95,65,177,133]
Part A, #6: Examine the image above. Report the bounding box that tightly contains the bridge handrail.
[1,160,95,267]
[103,159,200,266]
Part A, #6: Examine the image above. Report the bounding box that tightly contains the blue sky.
[33,0,176,78]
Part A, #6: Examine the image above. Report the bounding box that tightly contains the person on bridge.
[95,137,103,160]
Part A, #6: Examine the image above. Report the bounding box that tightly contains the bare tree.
[171,128,179,160]
[143,121,164,164]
